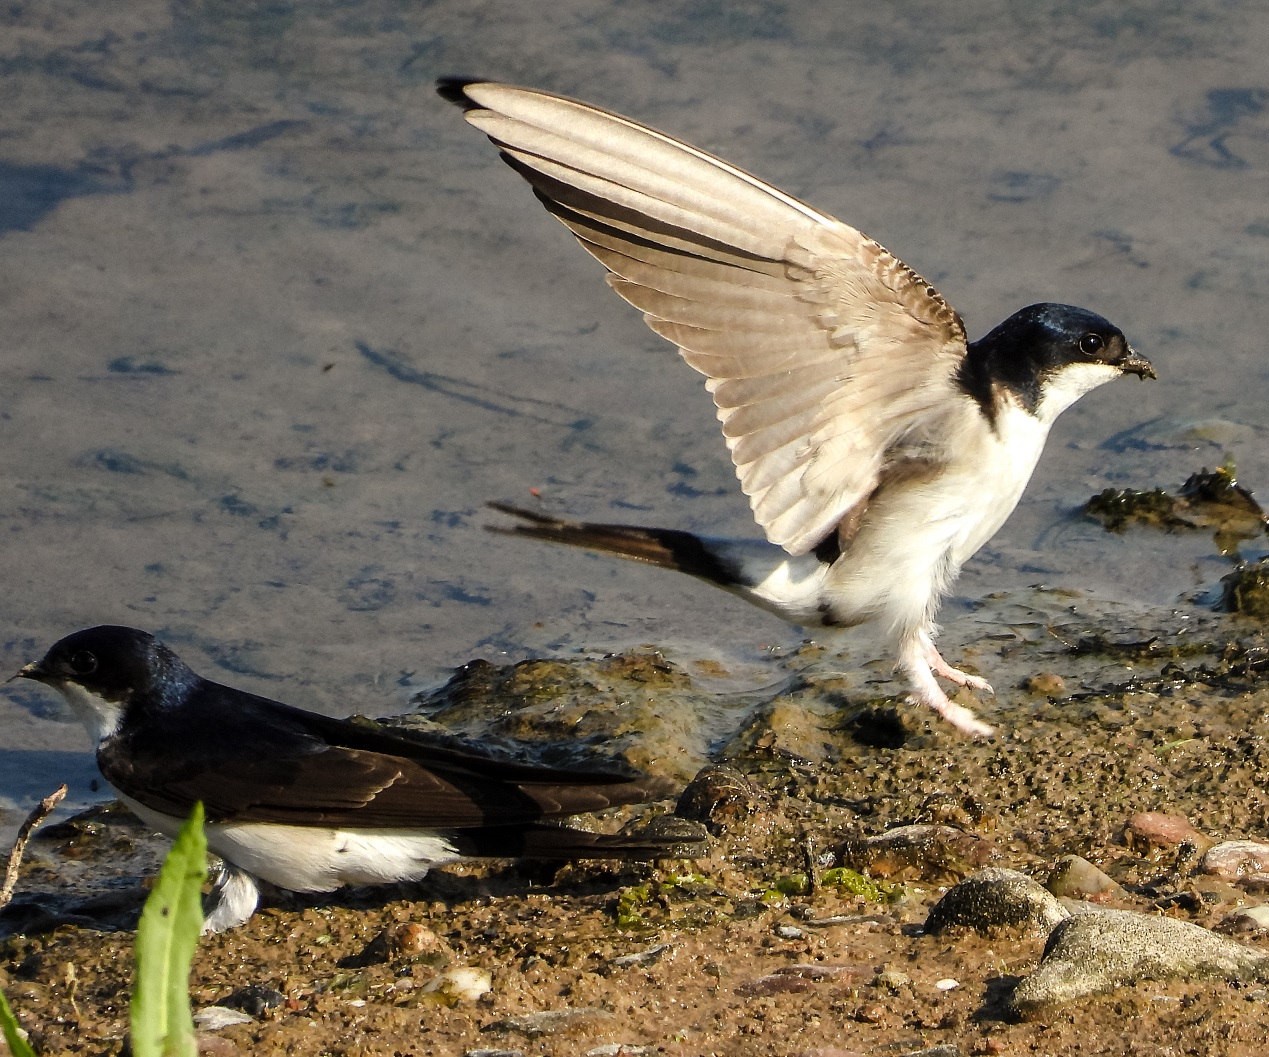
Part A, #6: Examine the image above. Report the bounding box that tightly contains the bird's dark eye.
[69,650,98,675]
[1078,333,1105,356]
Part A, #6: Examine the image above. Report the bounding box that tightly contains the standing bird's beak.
[1115,347,1156,379]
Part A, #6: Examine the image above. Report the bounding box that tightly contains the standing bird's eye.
[1078,333,1105,356]
[69,650,99,675]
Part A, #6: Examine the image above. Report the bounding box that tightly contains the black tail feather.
[454,817,707,861]
[487,502,742,588]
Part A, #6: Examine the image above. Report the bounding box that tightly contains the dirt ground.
[4,603,1269,1057]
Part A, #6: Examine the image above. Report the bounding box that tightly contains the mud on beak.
[1116,346,1156,380]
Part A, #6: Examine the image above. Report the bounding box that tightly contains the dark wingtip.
[436,76,487,110]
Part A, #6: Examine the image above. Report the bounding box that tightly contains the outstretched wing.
[443,80,971,556]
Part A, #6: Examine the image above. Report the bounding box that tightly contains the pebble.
[1123,812,1213,855]
[1046,855,1126,901]
[586,1046,654,1057]
[608,943,674,969]
[484,1007,613,1038]
[774,924,806,939]
[1009,907,1269,1015]
[347,921,448,967]
[925,867,1069,936]
[873,966,912,993]
[1201,839,1269,882]
[193,1006,255,1030]
[424,967,492,1004]
[194,1036,242,1057]
[675,764,760,834]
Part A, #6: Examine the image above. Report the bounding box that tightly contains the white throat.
[54,682,125,746]
[1031,362,1123,425]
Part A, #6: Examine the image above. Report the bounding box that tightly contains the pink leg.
[898,630,995,738]
[919,629,994,695]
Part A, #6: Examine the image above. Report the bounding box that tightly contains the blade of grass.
[0,988,38,1057]
[130,802,207,1057]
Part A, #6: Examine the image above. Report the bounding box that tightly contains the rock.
[607,943,674,970]
[1201,839,1269,883]
[736,973,817,996]
[222,984,286,1017]
[623,813,710,852]
[792,1049,868,1057]
[842,824,998,881]
[404,651,714,781]
[342,921,449,967]
[1124,812,1213,855]
[1220,558,1269,617]
[675,764,760,834]
[737,964,867,996]
[484,1007,613,1038]
[1009,907,1269,1015]
[1021,672,1066,695]
[1046,855,1126,901]
[1217,905,1269,935]
[925,868,1069,936]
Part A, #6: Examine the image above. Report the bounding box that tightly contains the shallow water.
[2,1,1268,841]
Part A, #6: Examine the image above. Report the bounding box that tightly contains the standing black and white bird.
[440,80,1155,738]
[17,625,698,931]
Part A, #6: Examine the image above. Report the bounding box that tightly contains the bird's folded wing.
[450,81,971,556]
[101,711,664,829]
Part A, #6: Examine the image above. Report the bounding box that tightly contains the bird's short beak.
[12,661,46,684]
[1116,346,1156,380]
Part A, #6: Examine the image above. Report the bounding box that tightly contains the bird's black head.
[958,303,1154,423]
[19,625,197,711]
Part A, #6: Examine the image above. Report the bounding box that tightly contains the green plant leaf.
[131,802,207,1057]
[0,987,38,1057]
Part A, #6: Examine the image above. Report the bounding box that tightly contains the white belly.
[733,400,1054,635]
[121,795,459,893]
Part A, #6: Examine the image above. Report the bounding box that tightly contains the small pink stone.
[1124,812,1213,853]
[1201,840,1269,880]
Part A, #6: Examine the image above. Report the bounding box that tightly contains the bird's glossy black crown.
[26,625,196,707]
[957,302,1148,418]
